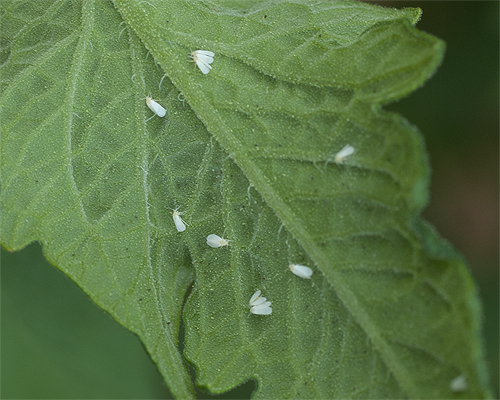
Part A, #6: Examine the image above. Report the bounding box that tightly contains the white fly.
[334,144,355,164]
[146,96,166,117]
[249,290,272,315]
[191,50,215,74]
[450,375,467,392]
[289,264,313,279]
[206,234,230,248]
[172,208,187,232]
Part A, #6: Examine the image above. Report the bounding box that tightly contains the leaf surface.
[0,0,491,398]
[1,0,195,398]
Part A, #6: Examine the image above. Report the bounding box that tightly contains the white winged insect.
[450,375,468,392]
[206,234,230,248]
[249,290,272,315]
[145,96,166,117]
[289,263,313,279]
[334,144,355,164]
[191,50,215,75]
[172,208,187,232]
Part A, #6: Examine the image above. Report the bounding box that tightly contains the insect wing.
[206,234,223,248]
[146,97,166,117]
[289,264,313,279]
[196,60,212,75]
[172,211,186,232]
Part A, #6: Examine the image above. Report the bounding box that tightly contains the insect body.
[146,96,166,117]
[450,375,467,392]
[334,144,355,163]
[206,234,230,248]
[172,208,187,232]
[289,264,313,279]
[191,50,215,74]
[249,290,272,315]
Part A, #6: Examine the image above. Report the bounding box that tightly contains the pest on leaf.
[172,208,187,232]
[450,375,467,392]
[335,144,355,163]
[191,50,215,74]
[206,234,230,248]
[289,263,313,279]
[145,96,166,117]
[249,290,272,315]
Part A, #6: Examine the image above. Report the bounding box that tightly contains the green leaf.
[0,1,195,398]
[0,0,491,398]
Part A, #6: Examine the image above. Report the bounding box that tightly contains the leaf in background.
[0,0,492,399]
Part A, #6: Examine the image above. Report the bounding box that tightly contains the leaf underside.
[0,0,491,399]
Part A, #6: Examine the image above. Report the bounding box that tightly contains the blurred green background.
[2,1,498,398]
[367,2,499,395]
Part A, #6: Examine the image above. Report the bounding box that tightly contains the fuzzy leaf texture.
[0,0,492,398]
